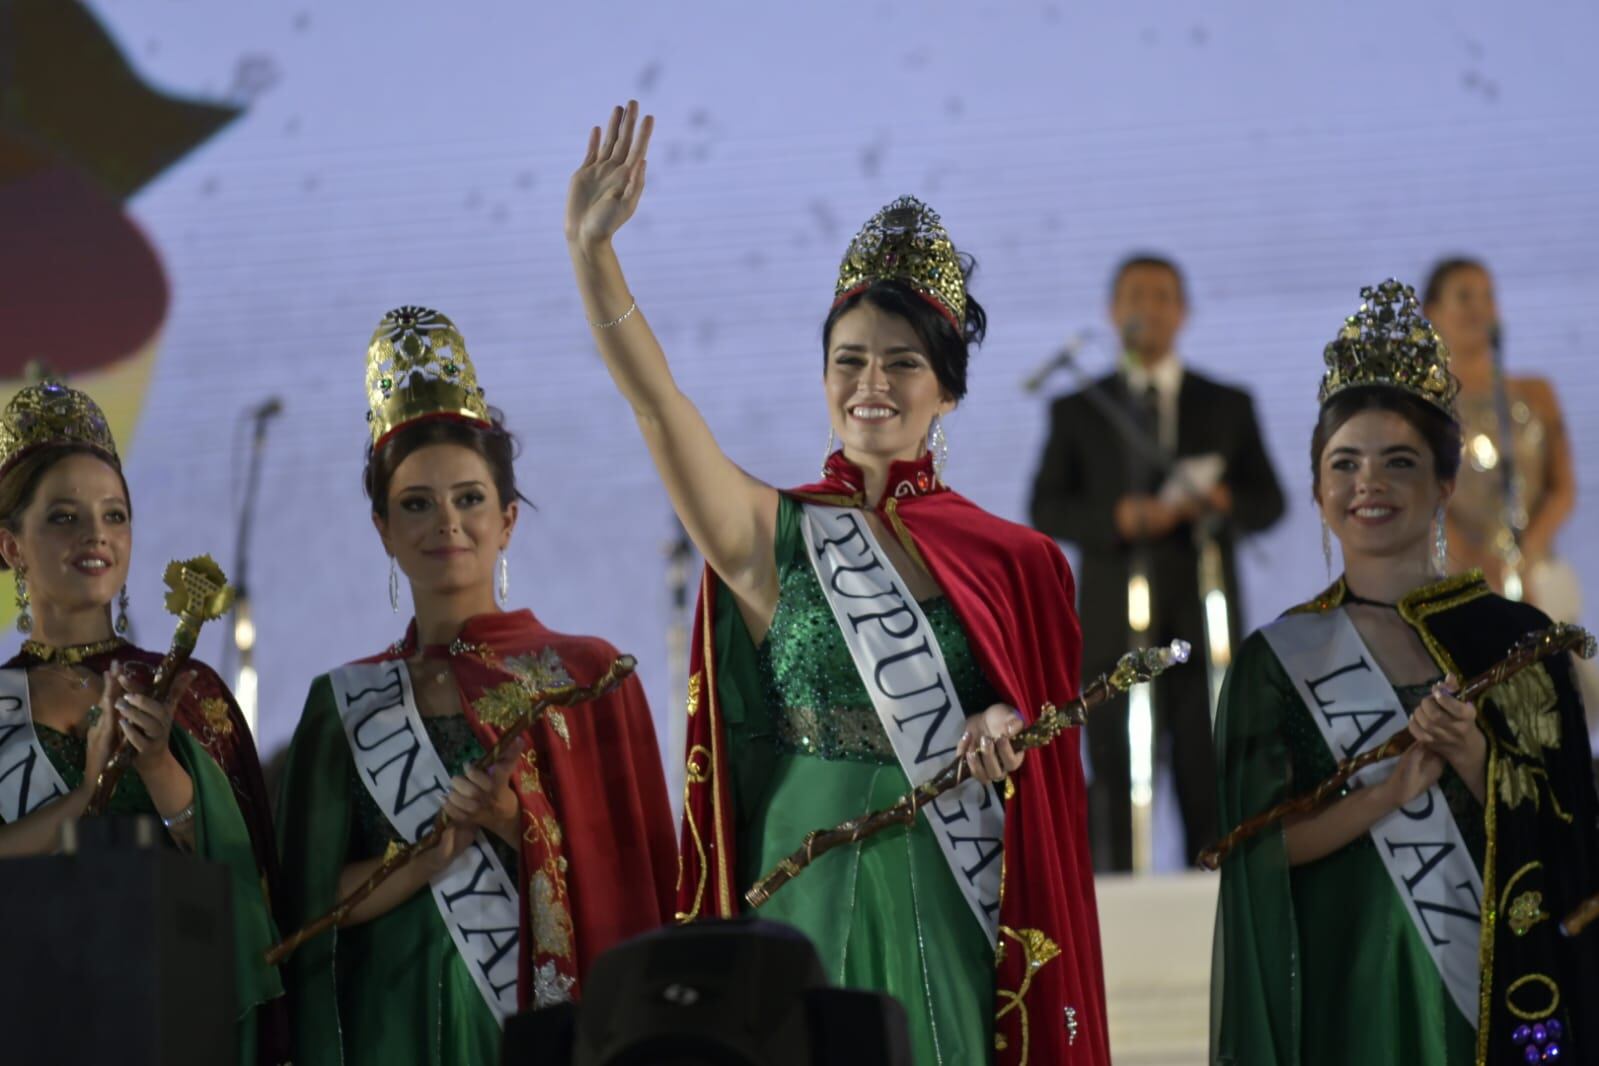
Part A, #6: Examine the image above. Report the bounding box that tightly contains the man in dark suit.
[1029,255,1285,871]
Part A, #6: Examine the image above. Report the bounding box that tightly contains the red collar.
[812,450,945,509]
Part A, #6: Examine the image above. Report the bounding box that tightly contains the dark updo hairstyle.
[1309,386,1463,501]
[363,412,528,520]
[821,254,988,402]
[1422,256,1488,309]
[0,445,132,572]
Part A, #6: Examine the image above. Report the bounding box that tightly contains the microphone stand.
[1038,347,1233,872]
[222,402,279,736]
[1486,327,1528,600]
[664,516,696,823]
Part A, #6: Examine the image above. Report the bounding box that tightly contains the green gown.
[735,496,999,1066]
[23,724,283,1066]
[1212,631,1480,1066]
[276,677,502,1066]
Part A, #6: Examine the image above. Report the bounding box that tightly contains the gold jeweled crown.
[365,306,491,446]
[1319,279,1459,416]
[0,379,119,478]
[834,195,967,327]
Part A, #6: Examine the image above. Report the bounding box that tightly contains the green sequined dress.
[737,496,1000,1066]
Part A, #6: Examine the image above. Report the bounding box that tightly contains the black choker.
[1343,589,1399,610]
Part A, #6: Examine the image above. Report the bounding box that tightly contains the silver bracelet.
[591,300,637,329]
[162,801,196,831]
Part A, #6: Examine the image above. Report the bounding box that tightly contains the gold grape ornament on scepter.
[85,556,235,814]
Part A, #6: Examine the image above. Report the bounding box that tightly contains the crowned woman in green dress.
[1211,281,1599,1065]
[0,380,287,1063]
[565,102,1109,1066]
[275,308,677,1065]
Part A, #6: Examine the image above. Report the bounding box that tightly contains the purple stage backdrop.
[18,3,1597,807]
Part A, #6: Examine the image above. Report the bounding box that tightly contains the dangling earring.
[115,585,130,636]
[1432,504,1449,576]
[929,415,949,482]
[1320,518,1333,579]
[496,551,510,606]
[820,426,836,477]
[388,556,401,614]
[14,566,31,635]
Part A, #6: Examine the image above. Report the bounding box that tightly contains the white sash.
[1261,608,1482,1027]
[329,661,526,1023]
[0,669,71,823]
[799,503,1003,944]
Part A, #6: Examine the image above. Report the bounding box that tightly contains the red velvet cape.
[372,609,678,1002]
[677,452,1109,1065]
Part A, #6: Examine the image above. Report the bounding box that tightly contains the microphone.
[250,396,284,420]
[1488,321,1503,357]
[1120,313,1146,353]
[1021,330,1095,393]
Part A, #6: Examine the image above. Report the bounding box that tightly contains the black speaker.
[502,918,912,1066]
[0,816,235,1065]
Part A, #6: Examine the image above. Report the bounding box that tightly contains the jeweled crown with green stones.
[1319,279,1459,417]
[0,379,119,479]
[365,306,490,446]
[834,195,967,327]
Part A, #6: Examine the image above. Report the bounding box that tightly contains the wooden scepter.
[264,653,637,966]
[1563,891,1599,937]
[744,639,1192,909]
[85,556,235,815]
[1198,622,1596,871]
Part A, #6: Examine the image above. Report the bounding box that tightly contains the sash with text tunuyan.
[330,661,524,1023]
[1261,607,1482,1026]
[0,669,71,824]
[800,503,1003,944]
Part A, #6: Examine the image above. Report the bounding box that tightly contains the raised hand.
[565,100,654,248]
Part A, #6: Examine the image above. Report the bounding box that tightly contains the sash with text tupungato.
[330,660,526,1021]
[800,501,1003,940]
[677,451,1111,1065]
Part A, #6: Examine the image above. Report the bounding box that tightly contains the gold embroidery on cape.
[994,925,1062,1064]
[1483,662,1567,819]
[530,869,575,959]
[472,648,576,744]
[1477,738,1499,1064]
[1507,891,1549,936]
[678,567,730,919]
[686,671,702,717]
[199,697,234,737]
[1504,973,1560,1021]
[677,744,714,921]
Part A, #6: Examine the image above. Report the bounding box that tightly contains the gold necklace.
[22,638,126,666]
